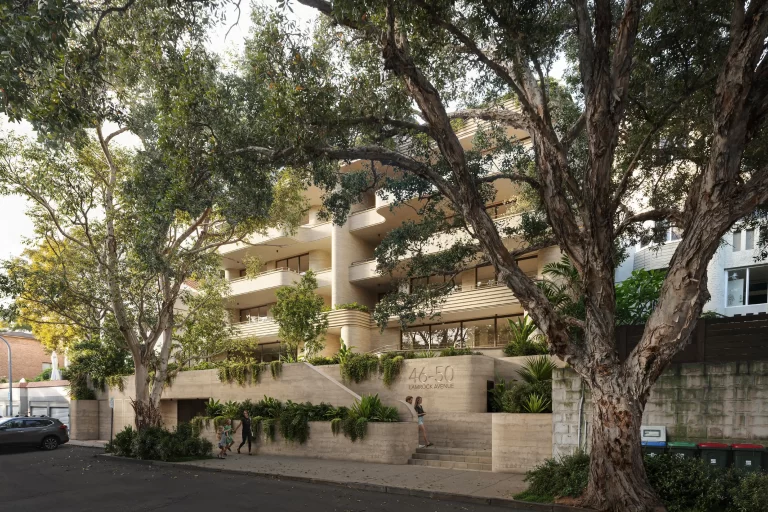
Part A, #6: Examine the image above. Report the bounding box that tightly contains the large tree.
[0,0,296,429]
[225,2,768,511]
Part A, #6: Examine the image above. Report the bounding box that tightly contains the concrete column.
[331,221,373,306]
[340,325,372,353]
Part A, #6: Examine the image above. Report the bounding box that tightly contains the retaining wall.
[201,420,418,465]
[69,400,100,440]
[553,361,768,458]
[492,413,552,473]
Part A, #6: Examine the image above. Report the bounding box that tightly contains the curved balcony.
[232,307,370,341]
[230,267,332,298]
[220,222,332,256]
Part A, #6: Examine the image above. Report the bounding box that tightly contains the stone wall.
[201,420,418,465]
[69,400,100,440]
[108,362,363,436]
[98,400,112,440]
[424,412,492,450]
[553,362,768,458]
[492,414,552,473]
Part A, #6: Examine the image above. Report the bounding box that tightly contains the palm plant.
[205,398,223,417]
[336,338,355,366]
[539,256,585,322]
[522,393,552,413]
[518,356,557,384]
[503,316,549,356]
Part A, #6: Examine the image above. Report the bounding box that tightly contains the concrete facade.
[201,421,418,465]
[553,362,768,458]
[492,414,552,473]
[0,331,51,382]
[69,400,100,440]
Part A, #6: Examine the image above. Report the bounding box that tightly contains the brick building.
[0,331,51,382]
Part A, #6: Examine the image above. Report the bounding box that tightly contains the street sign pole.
[0,335,12,417]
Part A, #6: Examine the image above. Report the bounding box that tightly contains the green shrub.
[32,368,53,382]
[105,424,212,461]
[339,394,399,441]
[438,347,478,357]
[279,401,313,444]
[308,355,339,366]
[340,353,380,383]
[489,376,511,413]
[205,398,224,417]
[517,452,768,512]
[515,451,590,502]
[501,381,551,413]
[270,361,283,379]
[521,393,551,413]
[518,355,556,383]
[217,361,269,385]
[333,302,370,313]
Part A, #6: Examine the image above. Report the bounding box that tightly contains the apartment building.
[620,226,767,316]
[217,118,568,359]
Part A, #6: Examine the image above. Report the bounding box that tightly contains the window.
[726,265,768,307]
[24,419,51,427]
[239,268,248,278]
[746,229,755,250]
[475,264,497,287]
[733,231,742,251]
[239,303,276,323]
[275,253,309,273]
[400,315,521,349]
[409,274,453,293]
[42,362,52,371]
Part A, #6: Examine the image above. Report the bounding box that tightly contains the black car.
[0,417,70,450]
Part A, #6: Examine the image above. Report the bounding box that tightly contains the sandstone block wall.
[553,361,768,458]
[69,400,99,440]
[202,420,418,465]
[492,413,552,473]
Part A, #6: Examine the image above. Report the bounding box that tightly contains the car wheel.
[42,436,59,450]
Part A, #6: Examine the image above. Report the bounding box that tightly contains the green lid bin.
[698,443,731,468]
[731,444,764,473]
[668,441,698,459]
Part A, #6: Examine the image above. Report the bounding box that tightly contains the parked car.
[0,417,69,450]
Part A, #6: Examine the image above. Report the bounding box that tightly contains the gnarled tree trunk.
[579,378,660,512]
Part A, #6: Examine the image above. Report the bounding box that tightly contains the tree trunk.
[578,383,662,512]
[131,361,162,431]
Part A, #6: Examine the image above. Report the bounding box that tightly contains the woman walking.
[414,396,433,448]
[237,410,254,455]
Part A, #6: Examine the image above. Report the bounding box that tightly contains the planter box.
[203,420,418,465]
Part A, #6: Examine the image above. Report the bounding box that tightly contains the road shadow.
[0,445,74,456]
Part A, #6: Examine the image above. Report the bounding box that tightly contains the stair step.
[415,447,492,458]
[408,458,492,471]
[411,452,492,464]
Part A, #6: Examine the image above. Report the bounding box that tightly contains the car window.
[24,419,50,427]
[3,419,24,428]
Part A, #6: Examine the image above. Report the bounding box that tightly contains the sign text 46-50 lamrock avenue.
[407,365,456,390]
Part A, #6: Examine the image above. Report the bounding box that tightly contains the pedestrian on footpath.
[414,396,433,448]
[224,419,235,452]
[237,410,254,455]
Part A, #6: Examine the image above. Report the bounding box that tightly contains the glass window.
[239,303,275,322]
[669,227,682,241]
[401,328,432,350]
[727,269,747,306]
[476,265,496,287]
[746,229,755,250]
[431,322,466,349]
[276,253,310,273]
[747,266,768,305]
[463,318,495,348]
[733,231,742,252]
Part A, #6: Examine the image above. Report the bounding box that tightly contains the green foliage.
[517,356,557,384]
[65,337,133,399]
[503,316,549,357]
[216,361,271,385]
[270,361,283,379]
[339,394,399,442]
[205,399,224,418]
[381,354,404,387]
[308,355,339,366]
[501,381,552,413]
[333,302,370,313]
[336,338,355,365]
[271,271,329,359]
[515,451,590,503]
[521,393,551,413]
[105,423,212,462]
[489,376,511,413]
[518,453,768,512]
[242,255,263,278]
[438,347,478,357]
[615,269,666,325]
[32,368,53,382]
[340,353,380,383]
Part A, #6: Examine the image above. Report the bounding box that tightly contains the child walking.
[218,419,233,459]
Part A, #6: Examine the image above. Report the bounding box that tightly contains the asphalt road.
[0,445,534,512]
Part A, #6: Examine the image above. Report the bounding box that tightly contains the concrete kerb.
[93,453,589,512]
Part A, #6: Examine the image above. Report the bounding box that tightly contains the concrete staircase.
[407,446,492,471]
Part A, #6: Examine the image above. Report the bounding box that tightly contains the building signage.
[407,365,456,390]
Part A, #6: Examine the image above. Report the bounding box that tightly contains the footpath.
[89,447,587,511]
